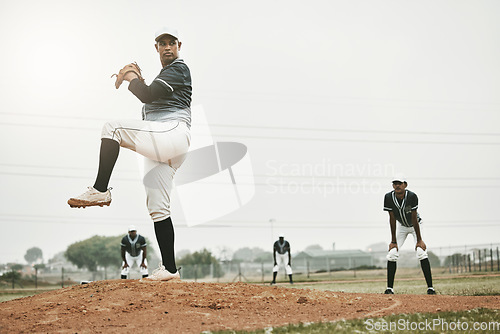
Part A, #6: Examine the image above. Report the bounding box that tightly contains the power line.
[196,90,500,111]
[2,214,498,225]
[0,171,138,181]
[1,111,499,137]
[0,112,109,121]
[0,163,94,171]
[2,121,498,145]
[209,124,500,137]
[212,134,500,146]
[0,163,137,173]
[0,122,98,131]
[1,170,499,189]
[1,215,498,229]
[1,162,499,181]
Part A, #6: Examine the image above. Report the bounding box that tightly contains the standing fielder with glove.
[68,27,191,281]
[383,176,435,294]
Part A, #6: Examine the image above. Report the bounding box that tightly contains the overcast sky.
[1,0,499,264]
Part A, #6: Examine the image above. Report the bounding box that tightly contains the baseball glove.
[111,62,145,89]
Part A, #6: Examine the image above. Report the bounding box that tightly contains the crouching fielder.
[121,225,148,279]
[271,233,293,284]
[384,176,435,295]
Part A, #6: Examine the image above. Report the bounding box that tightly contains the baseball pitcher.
[68,26,191,281]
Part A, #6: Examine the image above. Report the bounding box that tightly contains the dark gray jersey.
[274,240,291,255]
[383,190,418,227]
[142,59,192,125]
[121,234,147,257]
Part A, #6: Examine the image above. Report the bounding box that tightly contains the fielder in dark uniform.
[271,233,293,284]
[68,27,191,281]
[121,225,148,279]
[383,176,435,294]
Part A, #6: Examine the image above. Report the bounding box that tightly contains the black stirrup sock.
[154,217,177,273]
[93,138,120,192]
[387,261,397,288]
[420,258,433,288]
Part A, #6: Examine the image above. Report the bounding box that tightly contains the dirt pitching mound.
[1,280,499,333]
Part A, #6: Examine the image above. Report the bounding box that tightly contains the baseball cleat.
[384,288,394,294]
[141,264,180,282]
[427,287,436,295]
[68,186,112,208]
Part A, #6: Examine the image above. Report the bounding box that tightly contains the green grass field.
[288,273,500,296]
[0,288,61,303]
[211,270,500,334]
[0,292,39,303]
[212,308,500,334]
[0,287,63,303]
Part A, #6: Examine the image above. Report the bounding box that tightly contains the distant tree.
[214,246,233,262]
[227,247,272,263]
[365,242,387,253]
[99,236,123,269]
[232,247,253,262]
[176,249,191,260]
[305,244,324,251]
[65,235,158,275]
[253,248,272,263]
[444,253,464,267]
[65,237,99,271]
[47,253,61,265]
[31,263,46,288]
[1,265,23,288]
[427,251,441,268]
[178,249,224,278]
[1,270,21,280]
[24,247,43,264]
[47,251,79,270]
[1,270,22,287]
[65,235,123,272]
[10,264,24,271]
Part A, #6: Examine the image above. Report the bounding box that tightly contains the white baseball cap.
[392,173,407,183]
[279,233,285,238]
[128,225,137,232]
[155,27,180,41]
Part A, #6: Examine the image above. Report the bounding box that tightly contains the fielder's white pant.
[273,252,292,275]
[102,120,191,222]
[121,251,148,276]
[387,223,429,262]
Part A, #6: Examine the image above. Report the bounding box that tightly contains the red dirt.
[1,280,499,333]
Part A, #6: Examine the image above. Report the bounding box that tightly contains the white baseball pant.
[273,252,292,275]
[101,120,191,222]
[121,251,148,276]
[387,224,429,262]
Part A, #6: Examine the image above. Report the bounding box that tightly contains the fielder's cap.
[279,233,285,238]
[128,225,137,232]
[155,27,180,41]
[392,173,407,183]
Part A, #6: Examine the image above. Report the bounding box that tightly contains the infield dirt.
[1,279,499,333]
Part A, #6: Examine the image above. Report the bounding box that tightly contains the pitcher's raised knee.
[101,121,123,144]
